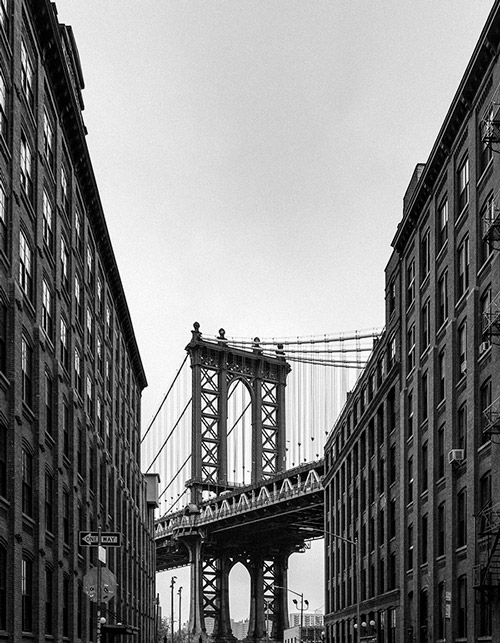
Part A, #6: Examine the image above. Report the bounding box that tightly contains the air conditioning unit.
[448,449,465,464]
[479,341,490,355]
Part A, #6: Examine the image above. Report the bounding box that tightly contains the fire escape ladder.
[482,190,500,248]
[483,292,500,339]
[481,93,500,147]
[483,396,500,438]
[474,528,500,590]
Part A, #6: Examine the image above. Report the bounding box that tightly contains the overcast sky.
[57,0,494,623]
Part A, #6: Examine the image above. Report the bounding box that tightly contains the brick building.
[0,1,158,641]
[325,0,500,641]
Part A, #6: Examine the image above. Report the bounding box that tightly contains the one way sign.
[79,531,121,547]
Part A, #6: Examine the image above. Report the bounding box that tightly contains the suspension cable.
[141,354,189,444]
[145,398,191,473]
[158,455,191,499]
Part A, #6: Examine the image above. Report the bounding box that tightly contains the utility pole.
[170,576,177,643]
[178,586,183,639]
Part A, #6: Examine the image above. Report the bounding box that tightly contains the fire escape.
[481,89,500,157]
[474,175,500,594]
[474,503,500,594]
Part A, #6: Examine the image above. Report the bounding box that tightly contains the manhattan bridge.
[141,323,381,643]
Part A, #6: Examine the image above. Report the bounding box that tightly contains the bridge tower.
[182,323,293,643]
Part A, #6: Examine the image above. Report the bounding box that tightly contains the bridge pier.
[181,534,209,643]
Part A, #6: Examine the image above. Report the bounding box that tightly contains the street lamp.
[178,587,183,639]
[170,576,177,643]
[275,585,309,643]
[301,528,360,642]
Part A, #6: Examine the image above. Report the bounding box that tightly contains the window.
[407,391,414,439]
[457,156,469,212]
[21,447,32,516]
[20,39,34,108]
[19,230,33,300]
[61,165,70,216]
[45,372,53,435]
[457,575,467,637]
[421,371,428,422]
[457,236,469,299]
[458,321,467,376]
[421,299,430,351]
[63,400,70,458]
[437,270,448,328]
[389,444,396,484]
[437,425,445,479]
[86,374,93,417]
[407,323,415,373]
[421,442,428,492]
[63,575,70,636]
[480,195,494,265]
[86,242,94,286]
[407,523,414,570]
[19,133,33,201]
[387,335,396,370]
[480,286,491,341]
[480,379,492,443]
[437,348,446,403]
[86,307,93,350]
[0,180,7,254]
[421,514,428,563]
[21,556,33,631]
[60,316,69,371]
[420,228,430,280]
[407,456,413,503]
[0,424,5,498]
[74,272,82,323]
[60,235,70,293]
[74,347,82,394]
[388,279,396,316]
[63,489,70,545]
[45,567,53,634]
[480,112,493,173]
[437,197,448,249]
[43,109,54,168]
[479,473,492,534]
[457,403,467,453]
[45,471,53,532]
[0,71,6,140]
[75,209,83,255]
[42,190,53,252]
[21,336,32,407]
[406,258,415,308]
[42,279,53,339]
[437,502,445,556]
[457,489,467,547]
[97,335,103,374]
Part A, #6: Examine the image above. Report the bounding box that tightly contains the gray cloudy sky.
[58,0,493,622]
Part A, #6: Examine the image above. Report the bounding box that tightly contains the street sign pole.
[96,527,102,643]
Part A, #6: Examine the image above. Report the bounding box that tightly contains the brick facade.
[324,1,500,641]
[0,1,157,641]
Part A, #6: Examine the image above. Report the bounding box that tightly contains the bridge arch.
[227,377,253,486]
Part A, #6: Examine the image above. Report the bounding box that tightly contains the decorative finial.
[192,322,202,341]
[253,337,262,354]
[217,328,227,345]
[276,343,285,357]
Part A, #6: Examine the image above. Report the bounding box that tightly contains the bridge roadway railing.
[154,459,324,539]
